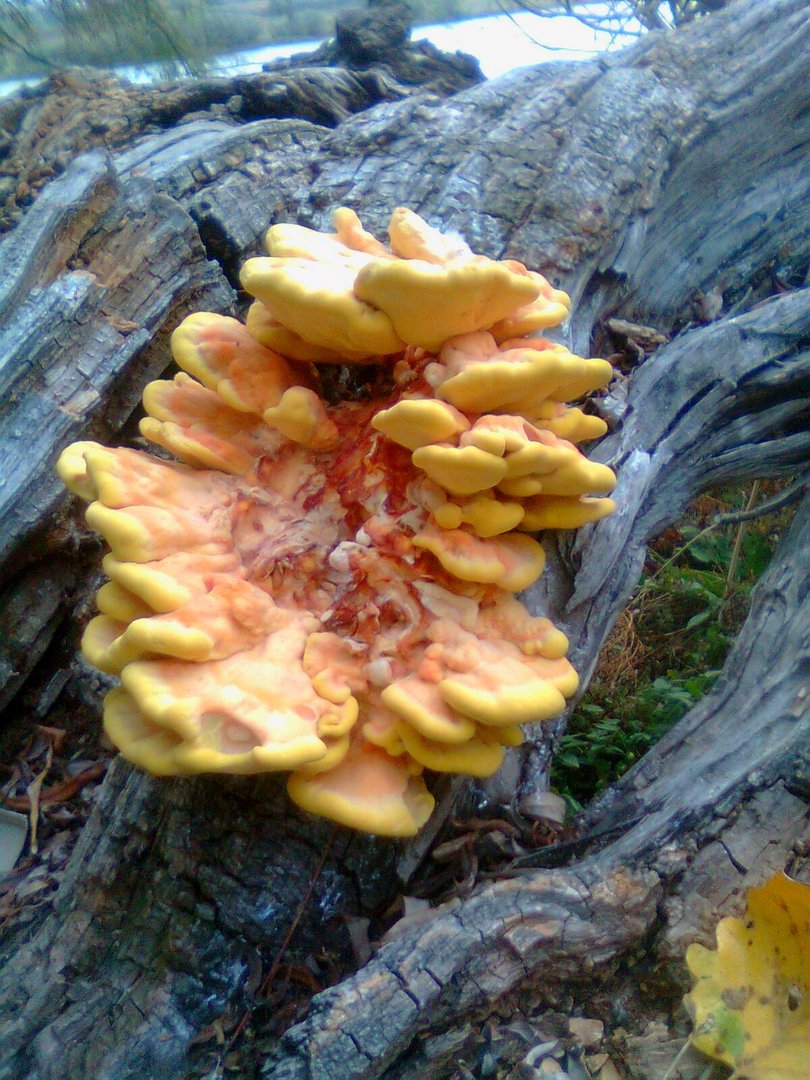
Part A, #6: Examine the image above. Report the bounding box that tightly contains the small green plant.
[552,480,792,813]
[554,672,722,813]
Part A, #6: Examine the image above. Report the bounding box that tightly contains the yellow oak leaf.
[685,871,810,1079]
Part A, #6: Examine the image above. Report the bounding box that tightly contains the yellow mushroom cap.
[103,688,189,776]
[262,386,340,451]
[394,721,505,777]
[102,550,240,613]
[139,416,255,477]
[432,332,613,416]
[439,675,568,728]
[414,526,545,591]
[360,695,408,756]
[372,398,470,451]
[354,258,539,353]
[502,438,571,480]
[245,300,375,365]
[381,677,477,745]
[530,455,617,497]
[548,357,614,401]
[493,336,614,405]
[265,221,378,267]
[113,603,352,755]
[287,742,435,837]
[489,270,571,340]
[433,494,525,538]
[83,578,288,675]
[497,475,545,498]
[140,373,279,477]
[141,369,287,475]
[476,596,571,659]
[85,500,229,564]
[481,723,524,748]
[291,734,352,777]
[78,441,233,513]
[437,345,566,414]
[394,616,578,733]
[95,580,153,623]
[520,495,616,531]
[82,613,213,674]
[170,312,301,415]
[460,414,535,457]
[529,404,608,443]
[240,256,405,358]
[143,373,261,435]
[56,440,100,501]
[332,206,390,257]
[412,443,508,496]
[387,206,473,264]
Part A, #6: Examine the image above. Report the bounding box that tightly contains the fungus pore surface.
[57,207,616,837]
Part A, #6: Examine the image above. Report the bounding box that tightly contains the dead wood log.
[0,26,481,238]
[0,1,808,1077]
[264,472,810,1078]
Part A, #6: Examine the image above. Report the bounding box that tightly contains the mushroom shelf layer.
[57,207,616,836]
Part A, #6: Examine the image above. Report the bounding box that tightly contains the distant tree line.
[498,0,730,33]
[0,0,731,80]
[1,0,506,78]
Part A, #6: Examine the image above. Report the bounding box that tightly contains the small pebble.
[596,1061,622,1080]
[568,1017,604,1047]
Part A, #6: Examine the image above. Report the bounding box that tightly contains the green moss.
[551,481,792,813]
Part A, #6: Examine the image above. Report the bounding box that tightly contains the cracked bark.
[0,1,808,1076]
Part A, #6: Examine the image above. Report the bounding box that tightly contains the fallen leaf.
[344,914,372,966]
[685,871,810,1078]
[0,808,28,875]
[35,726,66,751]
[25,745,52,855]
[3,761,107,812]
[382,894,435,943]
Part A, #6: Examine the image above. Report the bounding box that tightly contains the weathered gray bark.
[0,1,808,1077]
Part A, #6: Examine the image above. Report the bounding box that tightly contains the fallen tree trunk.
[0,1,808,1077]
[267,471,810,1078]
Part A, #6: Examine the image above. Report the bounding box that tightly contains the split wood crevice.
[0,1,808,1077]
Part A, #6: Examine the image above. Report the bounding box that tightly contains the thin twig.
[725,479,759,591]
[258,827,337,993]
[226,823,338,1051]
[2,761,108,812]
[0,25,55,67]
[660,1034,692,1080]
[641,520,717,590]
[713,474,809,526]
[641,474,808,593]
[25,746,52,856]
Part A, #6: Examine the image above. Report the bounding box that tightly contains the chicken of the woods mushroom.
[57,207,616,837]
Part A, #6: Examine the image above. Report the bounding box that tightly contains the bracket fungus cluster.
[57,207,616,836]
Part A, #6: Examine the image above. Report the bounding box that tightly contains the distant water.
[203,9,640,81]
[0,7,640,98]
[414,9,639,78]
